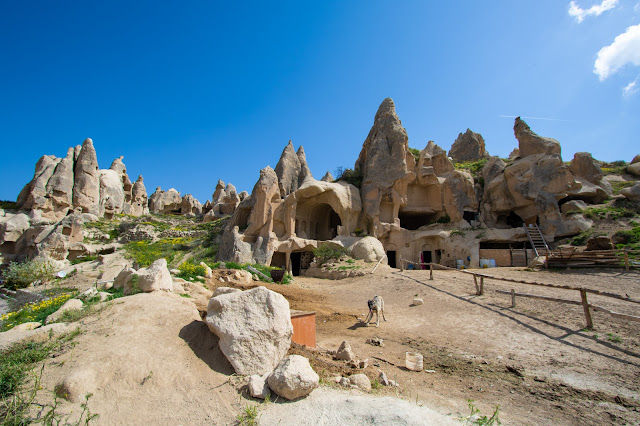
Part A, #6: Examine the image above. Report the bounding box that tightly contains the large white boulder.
[205,286,293,375]
[267,355,319,400]
[128,259,172,294]
[348,236,385,263]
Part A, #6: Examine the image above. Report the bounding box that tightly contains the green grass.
[459,399,501,425]
[221,262,293,284]
[70,255,98,265]
[0,330,83,424]
[454,159,489,177]
[582,201,638,221]
[123,237,194,267]
[0,291,77,332]
[614,226,640,251]
[176,260,208,280]
[408,147,421,162]
[611,180,636,195]
[236,405,260,425]
[606,333,622,343]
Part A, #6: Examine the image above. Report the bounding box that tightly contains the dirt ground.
[17,265,640,425]
[256,266,640,425]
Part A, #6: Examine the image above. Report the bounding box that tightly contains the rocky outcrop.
[321,172,334,182]
[347,237,385,262]
[180,194,202,216]
[205,286,293,376]
[514,118,561,158]
[267,355,319,400]
[16,139,146,221]
[448,129,489,162]
[274,141,313,198]
[620,182,640,201]
[203,180,241,221]
[480,119,578,236]
[72,139,101,216]
[628,155,640,176]
[148,188,181,214]
[568,152,612,203]
[130,176,149,216]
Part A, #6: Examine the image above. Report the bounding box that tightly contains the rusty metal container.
[290,310,316,348]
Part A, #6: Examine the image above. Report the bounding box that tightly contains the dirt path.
[260,267,640,425]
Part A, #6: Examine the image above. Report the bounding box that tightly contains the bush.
[335,167,363,188]
[436,215,451,224]
[313,245,348,266]
[0,200,17,210]
[1,259,58,290]
[177,261,207,280]
[0,292,75,331]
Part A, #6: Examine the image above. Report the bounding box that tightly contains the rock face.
[203,180,241,221]
[448,129,489,162]
[205,286,293,376]
[620,183,640,201]
[267,355,319,400]
[148,188,182,214]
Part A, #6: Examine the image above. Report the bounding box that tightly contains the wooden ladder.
[524,224,550,257]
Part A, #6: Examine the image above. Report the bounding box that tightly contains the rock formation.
[16,139,146,221]
[274,141,313,198]
[321,172,334,182]
[448,129,489,162]
[130,176,149,216]
[203,180,241,221]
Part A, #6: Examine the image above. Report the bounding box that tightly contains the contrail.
[498,115,572,122]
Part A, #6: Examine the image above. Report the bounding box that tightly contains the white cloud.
[635,3,640,13]
[569,0,618,23]
[623,76,640,96]
[594,24,640,80]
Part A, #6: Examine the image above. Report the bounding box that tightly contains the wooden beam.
[495,290,582,306]
[580,289,594,329]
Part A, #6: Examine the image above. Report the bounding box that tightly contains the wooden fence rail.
[399,257,639,329]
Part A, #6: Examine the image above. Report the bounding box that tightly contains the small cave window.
[496,211,524,228]
[463,211,477,224]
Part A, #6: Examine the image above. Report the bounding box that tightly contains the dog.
[363,295,386,327]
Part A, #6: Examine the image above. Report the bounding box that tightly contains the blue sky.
[1,1,639,204]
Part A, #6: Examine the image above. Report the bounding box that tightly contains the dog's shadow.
[348,321,371,330]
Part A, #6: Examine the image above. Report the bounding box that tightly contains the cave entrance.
[309,203,341,240]
[398,211,437,231]
[497,211,524,228]
[387,251,397,268]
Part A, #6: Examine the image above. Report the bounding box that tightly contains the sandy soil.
[22,266,640,425]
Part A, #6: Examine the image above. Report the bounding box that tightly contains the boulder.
[267,355,319,400]
[569,152,604,185]
[632,155,640,165]
[205,286,293,375]
[482,157,506,185]
[348,237,385,262]
[133,258,173,293]
[248,373,271,399]
[212,286,242,297]
[180,194,202,216]
[514,118,561,158]
[335,341,356,361]
[0,213,30,243]
[561,200,588,214]
[586,235,614,251]
[628,163,640,177]
[348,374,372,392]
[448,129,489,162]
[45,299,83,324]
[114,267,137,290]
[72,138,100,215]
[200,262,213,278]
[620,183,640,201]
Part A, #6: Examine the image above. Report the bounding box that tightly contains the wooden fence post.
[624,249,629,272]
[479,277,484,295]
[473,275,480,295]
[511,289,516,308]
[429,263,433,280]
[580,289,594,329]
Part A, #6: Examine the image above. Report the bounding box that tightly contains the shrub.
[177,261,207,280]
[408,148,421,162]
[0,200,17,210]
[335,167,363,188]
[0,292,75,331]
[436,215,451,224]
[313,245,348,266]
[70,255,98,265]
[1,259,58,290]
